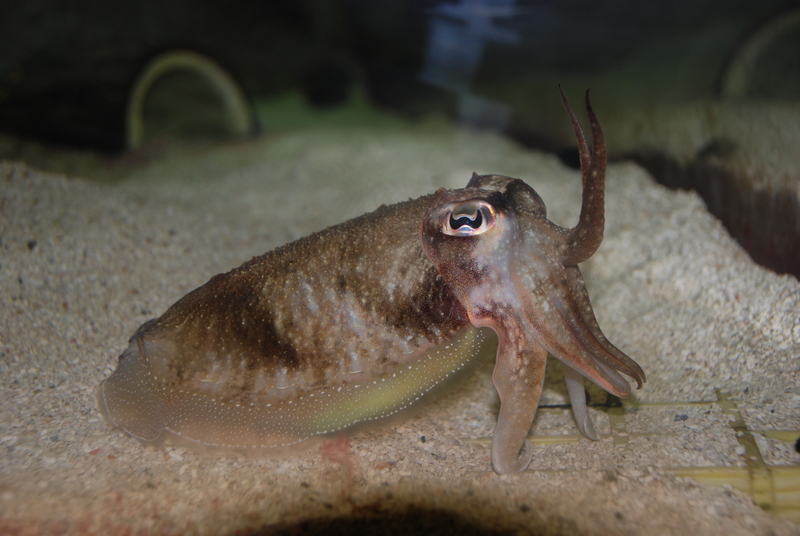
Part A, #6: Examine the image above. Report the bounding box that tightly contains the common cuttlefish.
[97,88,645,474]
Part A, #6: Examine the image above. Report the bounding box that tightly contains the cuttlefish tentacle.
[523,290,632,397]
[561,86,606,265]
[490,328,547,473]
[421,89,644,473]
[563,265,645,388]
[563,363,598,440]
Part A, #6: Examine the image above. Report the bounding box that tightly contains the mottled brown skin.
[146,198,465,397]
[97,88,644,474]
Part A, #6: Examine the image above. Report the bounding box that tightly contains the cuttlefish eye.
[443,201,496,236]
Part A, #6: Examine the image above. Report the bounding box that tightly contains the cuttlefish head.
[420,88,645,474]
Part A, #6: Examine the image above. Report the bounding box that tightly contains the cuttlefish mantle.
[97,87,645,474]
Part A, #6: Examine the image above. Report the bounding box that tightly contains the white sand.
[1,120,798,534]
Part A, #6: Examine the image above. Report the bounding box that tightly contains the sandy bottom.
[1,117,798,535]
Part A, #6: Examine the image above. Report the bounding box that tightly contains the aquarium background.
[1,4,799,533]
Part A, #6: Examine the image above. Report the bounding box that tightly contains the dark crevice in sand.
[627,149,800,279]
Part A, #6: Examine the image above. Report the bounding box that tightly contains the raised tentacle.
[562,89,607,265]
[559,84,590,175]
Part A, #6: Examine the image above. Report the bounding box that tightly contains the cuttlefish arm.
[420,89,645,473]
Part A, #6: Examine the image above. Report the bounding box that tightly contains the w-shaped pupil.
[450,210,482,230]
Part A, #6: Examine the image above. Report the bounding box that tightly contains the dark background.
[0,0,796,149]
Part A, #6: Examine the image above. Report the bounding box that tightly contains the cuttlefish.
[97,88,644,474]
